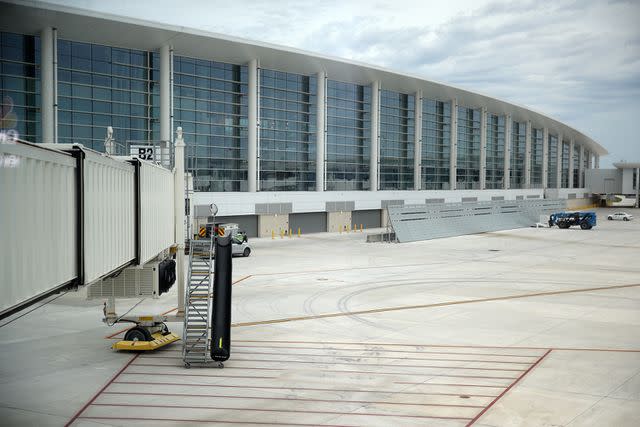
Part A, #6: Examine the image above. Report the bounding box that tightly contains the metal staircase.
[182,239,214,367]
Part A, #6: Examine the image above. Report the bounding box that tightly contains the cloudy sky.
[51,0,640,166]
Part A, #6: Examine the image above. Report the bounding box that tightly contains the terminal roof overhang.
[1,0,608,156]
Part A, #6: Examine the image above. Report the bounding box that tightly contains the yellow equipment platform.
[112,332,180,351]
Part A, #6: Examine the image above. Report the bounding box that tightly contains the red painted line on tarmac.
[230,344,542,359]
[102,391,485,408]
[229,350,532,366]
[121,372,278,380]
[112,380,499,397]
[78,416,351,426]
[130,363,285,371]
[65,353,139,427]
[395,382,507,389]
[233,275,252,284]
[466,348,553,426]
[90,402,473,421]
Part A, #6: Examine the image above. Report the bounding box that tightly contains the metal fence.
[387,199,566,243]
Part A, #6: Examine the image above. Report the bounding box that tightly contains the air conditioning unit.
[87,258,175,299]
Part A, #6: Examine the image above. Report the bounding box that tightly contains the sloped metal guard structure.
[388,199,566,243]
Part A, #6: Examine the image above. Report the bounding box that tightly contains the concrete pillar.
[504,115,512,190]
[595,154,600,169]
[370,81,380,191]
[479,107,487,190]
[568,139,575,188]
[449,98,458,190]
[160,45,173,144]
[525,121,532,188]
[316,71,326,192]
[556,133,563,188]
[542,127,549,188]
[414,90,423,190]
[248,59,258,192]
[174,127,186,317]
[579,144,585,188]
[40,27,57,143]
[258,214,289,237]
[327,211,352,233]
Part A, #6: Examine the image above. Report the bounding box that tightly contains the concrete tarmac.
[1,207,639,426]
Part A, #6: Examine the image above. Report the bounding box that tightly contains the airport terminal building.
[1,1,608,236]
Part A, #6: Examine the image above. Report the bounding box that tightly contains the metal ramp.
[182,239,214,367]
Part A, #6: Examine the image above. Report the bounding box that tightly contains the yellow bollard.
[347,224,351,233]
[360,223,363,232]
[271,230,274,239]
[297,227,301,237]
[289,228,292,238]
[280,229,284,239]
[339,225,342,234]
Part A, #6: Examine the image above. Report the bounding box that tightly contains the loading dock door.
[352,210,382,229]
[289,212,327,234]
[214,215,258,238]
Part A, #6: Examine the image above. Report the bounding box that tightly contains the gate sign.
[131,145,155,161]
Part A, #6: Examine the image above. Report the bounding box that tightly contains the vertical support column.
[40,27,57,143]
[556,133,563,188]
[174,127,186,317]
[542,127,549,188]
[248,59,258,192]
[504,115,512,190]
[595,154,600,169]
[579,145,585,188]
[479,107,487,190]
[414,90,422,190]
[160,45,172,143]
[449,98,458,190]
[370,80,380,191]
[568,139,575,188]
[316,71,326,192]
[524,121,532,188]
[635,167,639,208]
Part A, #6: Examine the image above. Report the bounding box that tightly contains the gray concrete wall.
[258,214,289,237]
[327,211,352,232]
[585,169,622,194]
[621,169,635,194]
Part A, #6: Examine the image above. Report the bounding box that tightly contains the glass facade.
[57,39,157,151]
[572,144,580,188]
[561,140,570,188]
[510,121,526,189]
[174,56,248,192]
[548,134,558,188]
[456,106,481,189]
[531,128,543,188]
[326,80,371,190]
[379,90,414,190]
[421,99,450,190]
[259,69,316,191]
[0,32,40,142]
[485,113,505,189]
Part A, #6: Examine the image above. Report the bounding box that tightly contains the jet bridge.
[0,139,181,319]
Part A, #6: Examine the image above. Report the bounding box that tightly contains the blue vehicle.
[549,211,596,229]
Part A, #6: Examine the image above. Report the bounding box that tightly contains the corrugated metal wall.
[1,142,77,313]
[139,161,175,264]
[82,150,136,284]
[289,212,327,234]
[352,210,382,229]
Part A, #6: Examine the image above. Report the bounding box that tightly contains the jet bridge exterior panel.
[0,142,77,315]
[82,150,136,284]
[388,199,566,243]
[138,160,175,265]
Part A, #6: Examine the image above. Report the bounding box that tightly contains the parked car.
[607,212,633,221]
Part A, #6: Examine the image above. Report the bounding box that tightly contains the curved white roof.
[1,0,607,155]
